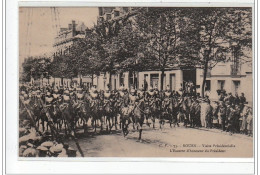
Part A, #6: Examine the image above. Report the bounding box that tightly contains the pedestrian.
[246,107,253,137]
[240,105,248,134]
[218,101,226,131]
[234,104,241,133]
[239,93,247,105]
[211,101,219,128]
[226,105,236,135]
[234,93,240,105]
[205,99,212,129]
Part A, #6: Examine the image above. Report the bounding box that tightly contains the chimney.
[72,20,76,36]
[68,24,72,30]
[113,10,120,18]
[98,7,104,16]
[85,28,92,38]
[106,13,112,20]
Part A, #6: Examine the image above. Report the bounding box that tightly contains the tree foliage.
[22,56,52,82]
[21,7,252,95]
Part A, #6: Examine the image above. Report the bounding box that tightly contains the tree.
[135,8,181,90]
[21,56,52,83]
[179,7,252,97]
[51,55,77,86]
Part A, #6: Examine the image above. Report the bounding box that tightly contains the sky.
[19,7,99,65]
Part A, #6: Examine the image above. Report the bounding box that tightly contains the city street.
[68,121,253,157]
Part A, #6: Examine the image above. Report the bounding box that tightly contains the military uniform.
[62,90,71,104]
[45,92,54,106]
[127,88,138,114]
[89,86,99,107]
[104,88,112,105]
[75,86,84,102]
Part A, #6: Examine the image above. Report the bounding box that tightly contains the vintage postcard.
[19,7,253,158]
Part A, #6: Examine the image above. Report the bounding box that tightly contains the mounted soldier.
[129,86,138,108]
[137,86,145,100]
[89,85,103,132]
[89,85,99,107]
[103,85,116,131]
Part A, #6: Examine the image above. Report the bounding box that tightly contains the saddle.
[53,94,60,99]
[60,103,69,111]
[119,91,124,97]
[76,93,84,99]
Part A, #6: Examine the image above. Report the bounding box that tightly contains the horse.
[103,98,117,132]
[59,100,77,136]
[189,99,201,128]
[171,97,180,127]
[42,103,61,139]
[148,97,161,129]
[50,98,64,132]
[89,98,104,133]
[144,101,152,128]
[122,99,145,141]
[178,96,191,127]
[161,97,174,128]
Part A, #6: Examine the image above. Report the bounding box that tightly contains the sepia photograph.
[18,7,253,158]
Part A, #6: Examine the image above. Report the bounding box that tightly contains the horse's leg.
[114,114,118,130]
[83,118,88,135]
[42,118,45,132]
[77,117,80,127]
[64,119,68,136]
[105,115,109,131]
[132,116,135,130]
[138,121,143,142]
[145,114,149,127]
[122,118,127,137]
[119,114,122,129]
[151,114,155,129]
[36,116,40,128]
[111,115,115,131]
[108,116,112,133]
[47,120,49,131]
[169,113,172,128]
[94,119,97,133]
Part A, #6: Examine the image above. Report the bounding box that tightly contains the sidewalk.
[193,126,253,141]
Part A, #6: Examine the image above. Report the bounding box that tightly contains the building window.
[205,80,211,91]
[163,74,166,90]
[218,80,225,90]
[129,71,134,87]
[233,80,240,94]
[150,74,159,88]
[144,74,148,91]
[120,73,124,86]
[113,10,119,17]
[123,7,129,13]
[170,74,176,91]
[106,13,112,20]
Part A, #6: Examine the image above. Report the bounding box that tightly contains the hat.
[64,90,70,94]
[27,143,34,148]
[54,88,59,93]
[58,152,68,157]
[130,89,136,94]
[36,146,48,151]
[41,141,54,148]
[244,104,252,108]
[20,145,27,150]
[50,144,63,153]
[22,147,37,157]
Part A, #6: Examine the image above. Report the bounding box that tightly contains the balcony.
[231,65,241,76]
